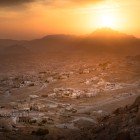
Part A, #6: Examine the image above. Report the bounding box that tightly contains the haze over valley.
[0,0,140,140]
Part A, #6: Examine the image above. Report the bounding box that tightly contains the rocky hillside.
[68,96,140,140]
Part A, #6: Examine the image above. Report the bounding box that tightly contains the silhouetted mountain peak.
[41,34,75,40]
[90,27,135,39]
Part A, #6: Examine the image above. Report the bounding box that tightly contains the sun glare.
[87,3,123,32]
[99,13,116,28]
[87,3,122,30]
[95,8,118,29]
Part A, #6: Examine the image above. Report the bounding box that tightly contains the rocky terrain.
[63,95,140,140]
[0,29,140,140]
[0,54,139,140]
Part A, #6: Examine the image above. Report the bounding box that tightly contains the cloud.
[0,0,37,7]
[45,0,104,7]
[68,0,103,4]
[0,0,103,8]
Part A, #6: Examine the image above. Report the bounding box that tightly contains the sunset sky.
[0,0,140,40]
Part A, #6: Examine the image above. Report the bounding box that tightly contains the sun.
[87,4,122,31]
[100,14,115,28]
[90,3,121,29]
[98,12,117,28]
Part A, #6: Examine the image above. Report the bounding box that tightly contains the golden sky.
[0,0,140,39]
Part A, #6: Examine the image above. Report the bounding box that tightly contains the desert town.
[0,0,140,139]
[0,55,139,139]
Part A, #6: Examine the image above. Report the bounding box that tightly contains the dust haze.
[0,28,140,140]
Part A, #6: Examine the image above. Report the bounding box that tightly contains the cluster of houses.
[0,92,75,128]
[48,87,100,99]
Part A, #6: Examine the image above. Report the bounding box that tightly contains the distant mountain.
[0,39,18,49]
[41,34,76,40]
[0,29,139,74]
[89,27,135,39]
[74,28,140,54]
[25,34,77,53]
[0,29,140,55]
[1,44,31,55]
[0,39,26,47]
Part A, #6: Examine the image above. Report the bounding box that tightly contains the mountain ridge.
[0,28,139,42]
[0,28,139,55]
